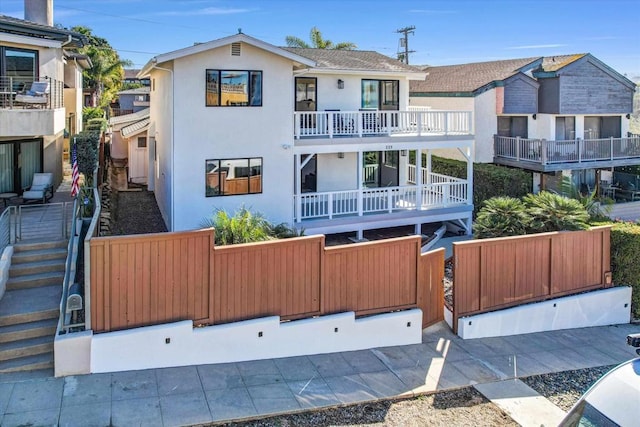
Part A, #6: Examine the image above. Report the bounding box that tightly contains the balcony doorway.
[0,139,43,194]
[363,151,399,188]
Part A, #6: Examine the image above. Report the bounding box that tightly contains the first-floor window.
[205,157,262,197]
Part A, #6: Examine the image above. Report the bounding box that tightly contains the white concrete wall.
[474,90,498,163]
[149,66,174,229]
[317,152,358,191]
[456,287,631,339]
[89,309,422,373]
[0,246,13,301]
[169,43,296,230]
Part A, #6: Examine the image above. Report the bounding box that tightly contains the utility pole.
[396,26,416,64]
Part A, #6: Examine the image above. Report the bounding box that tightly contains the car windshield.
[561,400,620,427]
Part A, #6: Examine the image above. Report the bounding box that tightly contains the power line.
[396,26,416,65]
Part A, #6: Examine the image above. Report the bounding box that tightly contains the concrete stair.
[0,240,66,373]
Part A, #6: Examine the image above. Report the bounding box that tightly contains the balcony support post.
[541,139,547,164]
[357,150,363,217]
[515,136,520,161]
[611,137,614,161]
[578,138,582,162]
[295,154,302,223]
[416,149,423,209]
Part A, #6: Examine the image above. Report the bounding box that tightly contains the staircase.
[0,240,66,373]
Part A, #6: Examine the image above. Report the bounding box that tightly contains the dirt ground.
[110,190,167,235]
[216,387,517,427]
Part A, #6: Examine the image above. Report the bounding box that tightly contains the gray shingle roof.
[109,108,150,126]
[121,118,150,138]
[410,57,540,94]
[0,14,86,47]
[118,87,150,95]
[541,54,587,72]
[282,48,423,73]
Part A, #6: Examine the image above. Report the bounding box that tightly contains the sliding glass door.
[0,139,42,193]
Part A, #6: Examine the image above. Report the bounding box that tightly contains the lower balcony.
[294,171,472,236]
[494,135,640,172]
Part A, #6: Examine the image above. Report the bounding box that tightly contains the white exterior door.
[129,135,148,184]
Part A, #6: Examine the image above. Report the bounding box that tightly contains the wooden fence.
[452,226,611,333]
[90,231,445,333]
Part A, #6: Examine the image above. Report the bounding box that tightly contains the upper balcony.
[0,76,66,137]
[294,108,473,145]
[494,135,640,172]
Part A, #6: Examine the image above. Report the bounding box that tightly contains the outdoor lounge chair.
[14,81,50,107]
[22,173,54,203]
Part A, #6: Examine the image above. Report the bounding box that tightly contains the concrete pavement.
[1,322,638,427]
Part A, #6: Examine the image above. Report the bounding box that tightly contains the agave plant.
[523,191,590,233]
[473,197,530,238]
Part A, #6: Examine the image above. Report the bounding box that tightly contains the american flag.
[71,140,80,197]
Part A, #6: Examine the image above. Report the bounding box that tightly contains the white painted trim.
[0,32,62,48]
[89,309,422,374]
[139,33,316,77]
[295,68,426,80]
[456,287,632,339]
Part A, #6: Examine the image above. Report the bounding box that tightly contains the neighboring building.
[123,68,150,87]
[113,86,150,116]
[410,54,637,194]
[140,33,475,237]
[0,4,87,195]
[108,108,150,186]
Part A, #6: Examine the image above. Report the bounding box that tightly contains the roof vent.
[231,42,241,56]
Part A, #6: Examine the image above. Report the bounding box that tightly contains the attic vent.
[231,42,241,56]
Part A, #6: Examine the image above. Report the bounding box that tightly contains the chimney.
[24,0,53,26]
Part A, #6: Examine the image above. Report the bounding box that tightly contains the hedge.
[607,221,640,319]
[430,156,532,214]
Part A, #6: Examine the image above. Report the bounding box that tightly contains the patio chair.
[22,173,54,203]
[14,81,50,108]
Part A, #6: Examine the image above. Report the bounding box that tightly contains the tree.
[71,26,132,107]
[286,27,357,50]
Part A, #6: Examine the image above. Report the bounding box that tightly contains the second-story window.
[361,79,399,111]
[1,47,38,91]
[206,70,262,107]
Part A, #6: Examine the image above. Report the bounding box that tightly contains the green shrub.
[201,206,302,245]
[608,221,640,319]
[86,117,108,132]
[430,156,532,215]
[523,191,590,233]
[474,197,529,238]
[82,106,104,122]
[72,131,100,178]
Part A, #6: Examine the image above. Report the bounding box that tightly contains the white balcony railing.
[494,135,640,165]
[295,180,469,221]
[407,167,467,186]
[294,110,472,139]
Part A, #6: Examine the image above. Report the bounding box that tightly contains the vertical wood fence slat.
[419,248,445,328]
[91,232,447,333]
[452,227,612,333]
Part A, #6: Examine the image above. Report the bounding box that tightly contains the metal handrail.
[58,167,101,333]
[57,199,80,334]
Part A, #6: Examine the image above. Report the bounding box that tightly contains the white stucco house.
[108,108,149,185]
[410,54,637,194]
[140,33,475,237]
[0,9,89,195]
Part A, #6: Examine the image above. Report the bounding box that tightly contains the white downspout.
[151,63,175,231]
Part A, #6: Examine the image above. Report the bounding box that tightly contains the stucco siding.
[170,43,295,231]
[474,90,497,163]
[149,66,173,229]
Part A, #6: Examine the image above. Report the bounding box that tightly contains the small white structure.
[108,108,150,185]
[139,33,476,238]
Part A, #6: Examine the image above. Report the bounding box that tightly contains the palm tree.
[71,26,132,107]
[286,27,357,50]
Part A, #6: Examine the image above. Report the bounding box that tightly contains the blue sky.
[1,0,639,78]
